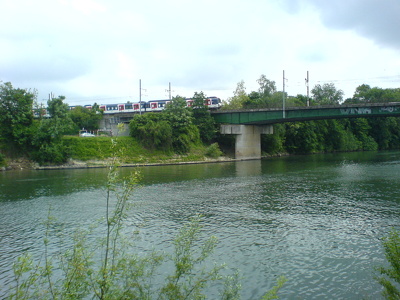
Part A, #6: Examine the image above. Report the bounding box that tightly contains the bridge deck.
[211,103,400,125]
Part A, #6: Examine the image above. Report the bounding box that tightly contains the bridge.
[211,102,400,160]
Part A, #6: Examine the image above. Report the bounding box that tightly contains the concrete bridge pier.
[221,124,273,160]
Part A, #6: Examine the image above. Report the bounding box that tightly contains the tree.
[352,84,372,103]
[191,92,217,143]
[130,96,200,154]
[311,83,344,105]
[31,96,74,164]
[69,104,103,133]
[164,96,200,153]
[223,80,250,109]
[164,95,194,128]
[129,113,173,151]
[0,82,36,150]
[242,76,279,109]
[257,74,276,99]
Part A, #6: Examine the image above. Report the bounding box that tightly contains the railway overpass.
[211,103,400,159]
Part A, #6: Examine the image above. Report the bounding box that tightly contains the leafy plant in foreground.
[376,230,400,299]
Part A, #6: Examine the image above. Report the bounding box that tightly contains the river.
[1,151,400,299]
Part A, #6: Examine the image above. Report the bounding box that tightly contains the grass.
[63,136,223,165]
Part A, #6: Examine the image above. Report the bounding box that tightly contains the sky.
[1,0,400,106]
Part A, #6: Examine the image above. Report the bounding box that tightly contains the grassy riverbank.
[66,135,227,163]
[1,136,230,170]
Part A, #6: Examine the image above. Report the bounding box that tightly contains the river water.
[1,151,400,299]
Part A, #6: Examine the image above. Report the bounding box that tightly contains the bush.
[205,143,223,158]
[376,230,400,299]
[30,142,70,165]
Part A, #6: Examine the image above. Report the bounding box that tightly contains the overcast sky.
[1,0,400,105]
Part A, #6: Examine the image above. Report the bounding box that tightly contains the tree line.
[223,75,400,109]
[0,82,103,165]
[2,78,400,165]
[0,83,219,165]
[221,75,400,155]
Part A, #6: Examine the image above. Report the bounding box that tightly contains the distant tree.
[245,75,280,108]
[311,83,344,105]
[164,96,200,153]
[257,74,277,99]
[191,91,207,109]
[289,94,309,106]
[129,113,173,151]
[242,91,261,108]
[164,95,194,129]
[69,104,103,133]
[131,96,200,154]
[223,80,250,109]
[0,82,36,150]
[191,92,217,143]
[352,84,372,103]
[31,96,74,164]
[268,91,287,108]
[345,85,400,104]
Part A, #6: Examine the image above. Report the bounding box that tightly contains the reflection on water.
[235,160,262,177]
[1,151,400,299]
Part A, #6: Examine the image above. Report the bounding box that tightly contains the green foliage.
[223,80,250,109]
[311,83,344,105]
[261,276,287,300]
[30,141,70,165]
[130,113,173,152]
[376,230,400,299]
[345,84,400,104]
[261,124,285,155]
[130,96,201,154]
[0,82,36,150]
[0,152,5,165]
[346,119,378,151]
[160,215,225,299]
[204,143,223,158]
[30,96,74,165]
[192,92,218,143]
[68,104,103,133]
[164,95,194,129]
[257,117,398,156]
[257,74,277,99]
[284,122,321,154]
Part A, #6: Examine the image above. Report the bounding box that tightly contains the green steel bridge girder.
[211,103,400,125]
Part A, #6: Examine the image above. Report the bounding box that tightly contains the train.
[98,96,222,114]
[71,96,222,114]
[32,96,222,118]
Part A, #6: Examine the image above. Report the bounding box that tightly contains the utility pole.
[139,79,142,115]
[165,82,172,100]
[283,70,286,118]
[307,71,310,105]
